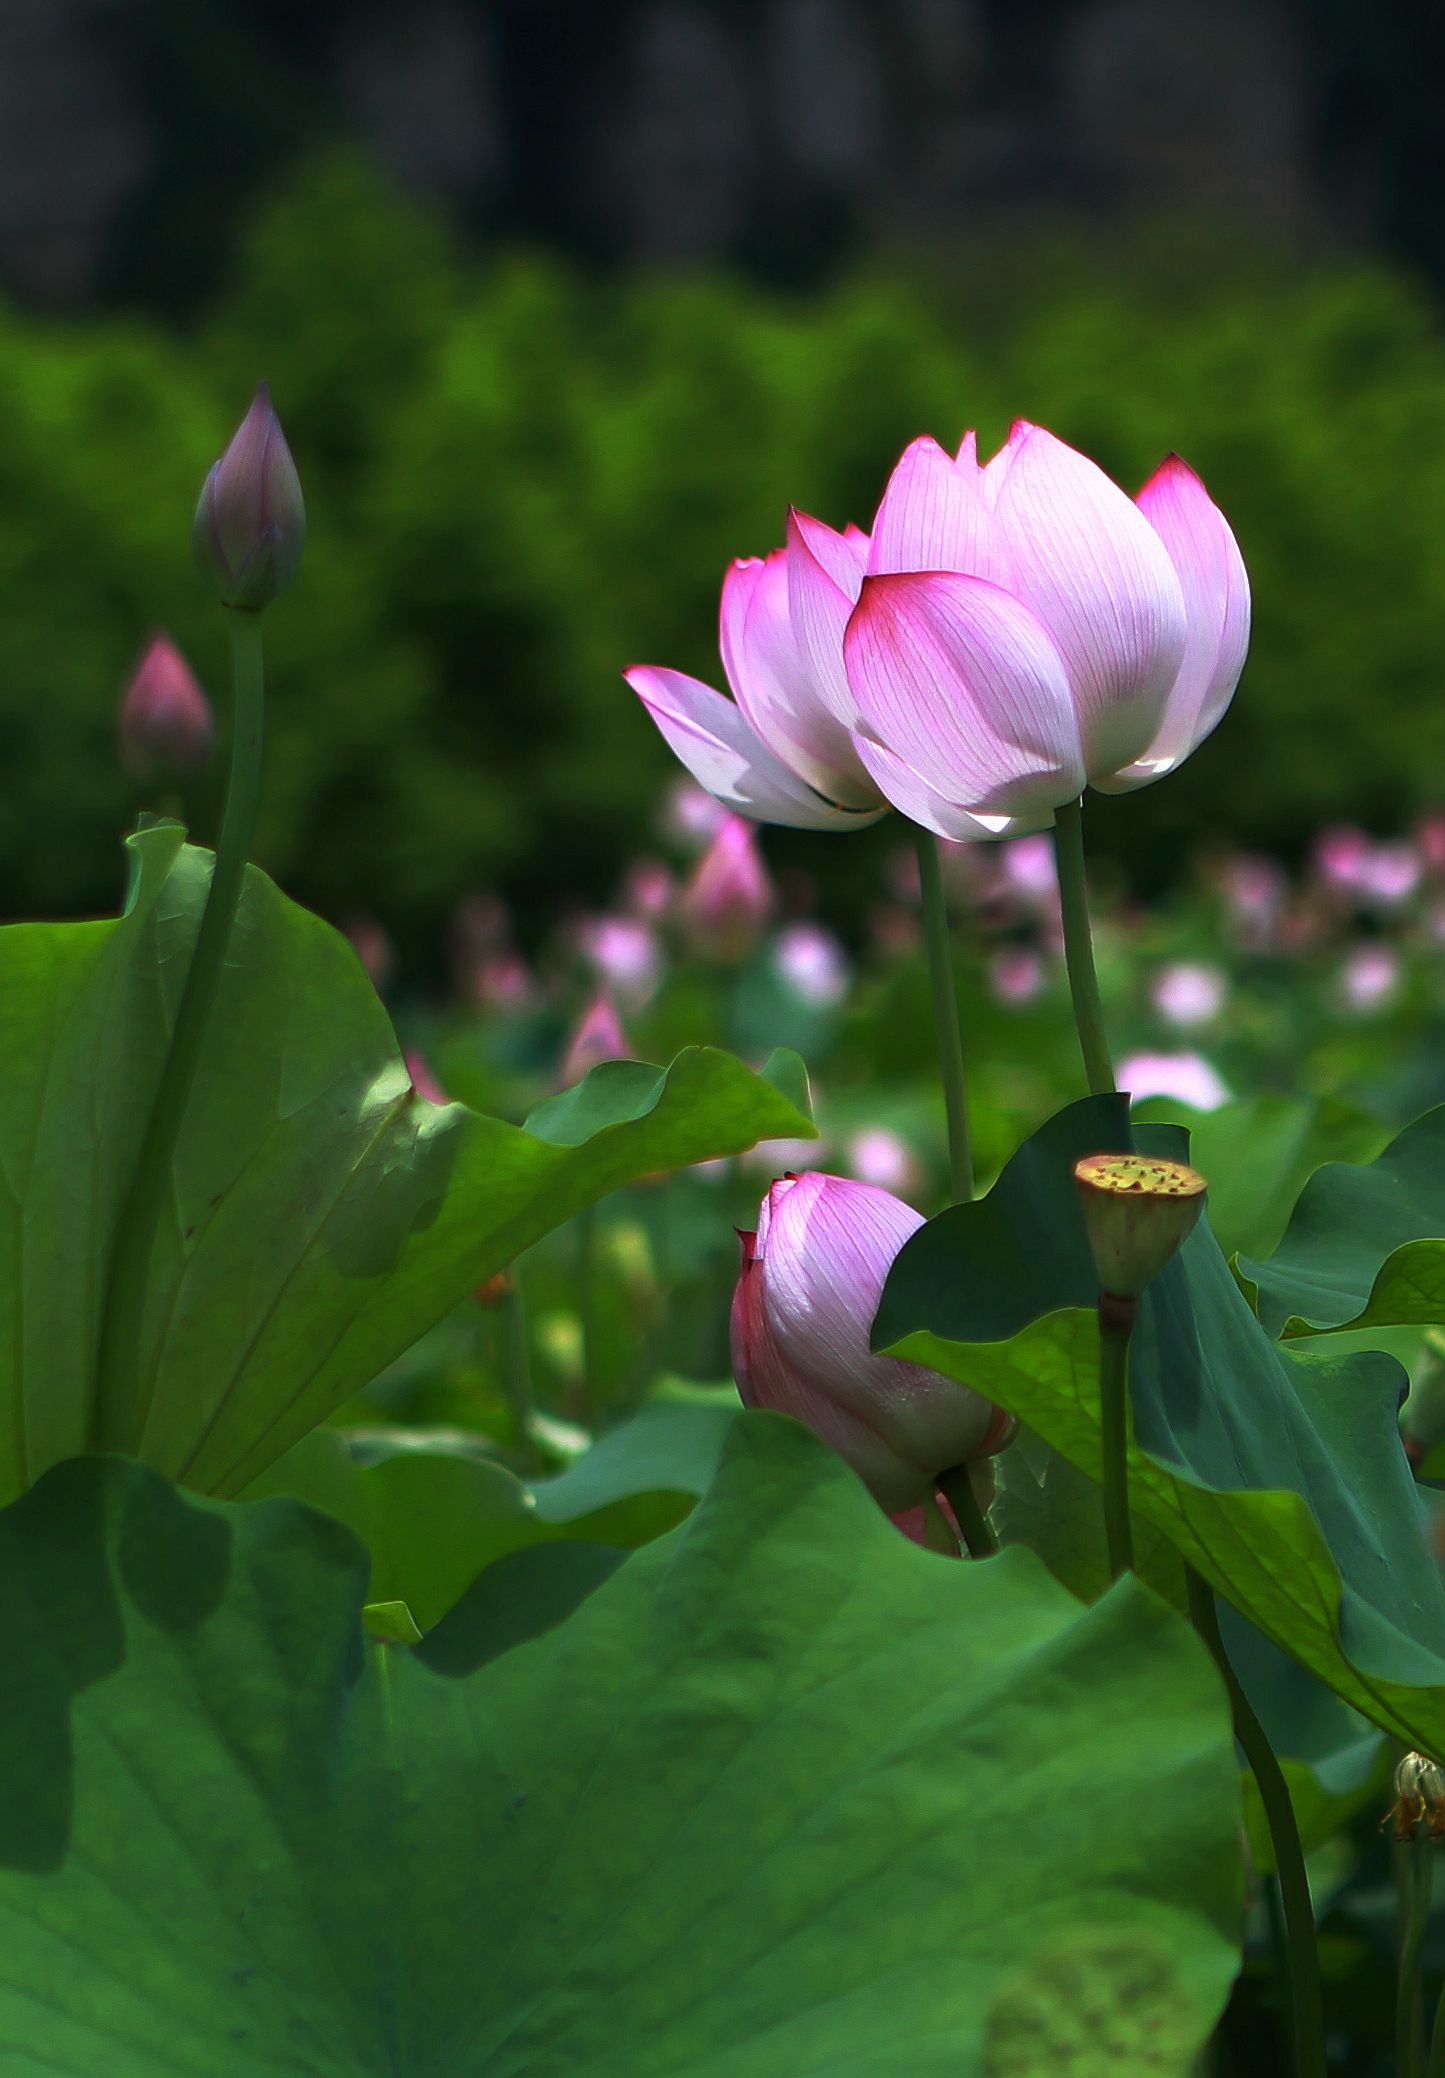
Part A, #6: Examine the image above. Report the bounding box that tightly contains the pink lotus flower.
[627,537,888,831]
[730,1171,1013,1511]
[560,994,630,1085]
[680,815,775,959]
[1119,1050,1230,1113]
[1339,944,1401,1013]
[118,633,214,784]
[840,425,1249,833]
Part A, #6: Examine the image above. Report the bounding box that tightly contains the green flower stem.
[937,1465,998,1559]
[1401,1837,1435,2078]
[1098,1299,1136,1580]
[1426,1923,1445,2078]
[1184,1566,1326,2078]
[1052,797,1116,1098]
[577,1202,601,1428]
[912,825,974,1204]
[499,1268,538,1467]
[95,613,267,1454]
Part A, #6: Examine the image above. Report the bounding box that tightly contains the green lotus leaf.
[0,1417,1241,2076]
[878,1096,1445,1751]
[1236,1103,1445,1337]
[0,826,811,1503]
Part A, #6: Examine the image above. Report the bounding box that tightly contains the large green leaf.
[246,1400,735,1630]
[0,826,810,1502]
[0,1422,1241,2076]
[878,1096,1445,1752]
[1236,1103,1445,1337]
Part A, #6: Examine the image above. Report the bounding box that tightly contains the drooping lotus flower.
[730,1171,1014,1512]
[838,424,1249,836]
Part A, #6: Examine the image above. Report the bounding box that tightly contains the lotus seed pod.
[1073,1153,1207,1299]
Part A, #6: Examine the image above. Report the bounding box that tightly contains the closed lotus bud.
[1074,1153,1207,1300]
[559,994,630,1086]
[118,632,214,785]
[730,1170,1014,1512]
[193,384,306,610]
[681,815,775,960]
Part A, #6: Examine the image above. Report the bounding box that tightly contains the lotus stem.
[937,1464,998,1559]
[1185,1566,1326,2078]
[95,613,267,1453]
[1098,1295,1136,1579]
[1052,796,1116,1098]
[912,825,974,1203]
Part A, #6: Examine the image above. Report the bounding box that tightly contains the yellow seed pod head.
[1073,1153,1208,1299]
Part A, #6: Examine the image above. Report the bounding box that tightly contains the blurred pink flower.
[742,1134,825,1174]
[471,952,538,1014]
[846,1126,921,1194]
[1119,1050,1230,1112]
[1313,824,1370,896]
[560,994,630,1085]
[405,1050,447,1105]
[999,832,1059,906]
[680,815,775,959]
[988,947,1046,1006]
[118,633,214,785]
[660,775,732,849]
[580,915,663,1005]
[1218,853,1287,948]
[1339,944,1401,1013]
[622,857,675,918]
[731,1171,1013,1511]
[1356,842,1422,910]
[1151,961,1226,1029]
[773,921,851,1008]
[344,914,395,994]
[1416,813,1445,878]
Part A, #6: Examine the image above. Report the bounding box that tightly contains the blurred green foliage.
[5,153,1445,952]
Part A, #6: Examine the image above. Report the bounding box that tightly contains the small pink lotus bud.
[118,633,214,785]
[580,915,662,1005]
[1073,1153,1207,1300]
[193,384,306,611]
[730,1171,1011,1512]
[1150,960,1226,1029]
[559,994,630,1086]
[846,1126,920,1195]
[681,815,775,960]
[773,922,850,1007]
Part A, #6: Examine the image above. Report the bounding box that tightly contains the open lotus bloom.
[837,423,1250,835]
[628,421,1246,841]
[626,542,889,832]
[730,1171,1014,1512]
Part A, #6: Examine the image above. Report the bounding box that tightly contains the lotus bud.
[680,815,775,960]
[730,1171,1014,1513]
[193,384,306,611]
[559,994,630,1087]
[1386,1751,1445,1842]
[1073,1153,1207,1307]
[118,633,214,785]
[404,1051,447,1105]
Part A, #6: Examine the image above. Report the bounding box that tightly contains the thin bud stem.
[95,615,267,1453]
[1053,796,1115,1097]
[1184,1566,1326,2078]
[912,824,974,1204]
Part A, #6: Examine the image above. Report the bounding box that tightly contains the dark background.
[3,0,1443,962]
